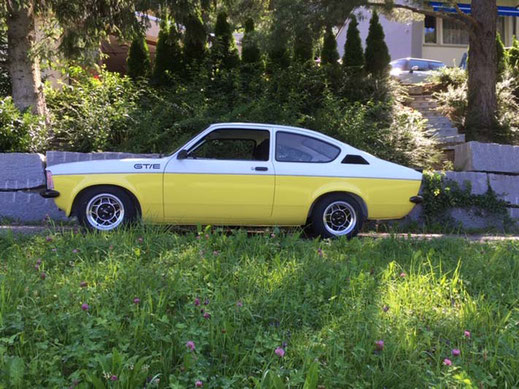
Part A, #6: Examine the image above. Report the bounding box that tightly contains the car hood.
[48,157,168,176]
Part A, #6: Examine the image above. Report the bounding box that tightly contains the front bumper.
[40,189,60,198]
[410,195,423,204]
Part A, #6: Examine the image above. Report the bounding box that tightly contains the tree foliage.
[364,11,390,76]
[183,8,207,67]
[343,15,364,69]
[127,35,151,79]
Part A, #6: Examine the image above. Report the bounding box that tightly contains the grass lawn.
[0,228,518,388]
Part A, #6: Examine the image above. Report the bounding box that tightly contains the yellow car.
[41,123,422,238]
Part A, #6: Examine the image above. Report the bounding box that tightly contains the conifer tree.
[184,9,207,67]
[321,27,339,65]
[152,17,183,84]
[294,25,314,63]
[127,35,151,79]
[496,32,507,79]
[241,18,261,64]
[364,11,390,76]
[343,15,364,69]
[211,11,240,70]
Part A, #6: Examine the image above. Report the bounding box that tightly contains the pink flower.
[40,272,46,280]
[212,250,219,256]
[443,358,452,366]
[452,349,461,357]
[195,381,203,387]
[45,236,52,242]
[137,237,143,243]
[35,264,40,271]
[203,312,211,319]
[81,303,89,311]
[275,347,285,357]
[72,249,78,254]
[79,281,88,288]
[194,298,201,306]
[237,301,243,307]
[36,258,42,265]
[382,305,390,312]
[133,297,141,304]
[464,330,471,338]
[375,340,384,351]
[203,299,210,306]
[270,233,276,238]
[400,272,406,278]
[110,375,118,381]
[186,341,195,351]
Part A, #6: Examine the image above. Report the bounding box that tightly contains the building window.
[424,16,437,43]
[443,19,469,45]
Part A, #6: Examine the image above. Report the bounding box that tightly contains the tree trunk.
[6,1,47,115]
[465,0,497,142]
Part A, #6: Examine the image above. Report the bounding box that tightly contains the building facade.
[337,1,519,66]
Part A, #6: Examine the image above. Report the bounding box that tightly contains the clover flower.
[464,330,471,338]
[443,358,452,366]
[452,349,461,357]
[81,303,89,311]
[375,340,384,351]
[275,347,285,357]
[237,301,243,307]
[40,272,46,280]
[186,341,195,351]
[195,380,203,387]
[133,297,141,304]
[194,298,201,306]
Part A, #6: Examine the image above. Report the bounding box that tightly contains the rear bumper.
[40,189,60,198]
[409,195,423,204]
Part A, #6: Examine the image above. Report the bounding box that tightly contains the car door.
[163,127,275,224]
[408,59,431,83]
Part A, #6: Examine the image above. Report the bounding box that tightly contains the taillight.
[46,170,54,189]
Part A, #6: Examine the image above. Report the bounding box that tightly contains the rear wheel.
[75,186,137,231]
[310,194,364,239]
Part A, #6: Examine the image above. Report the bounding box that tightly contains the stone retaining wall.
[1,151,518,229]
[0,152,156,223]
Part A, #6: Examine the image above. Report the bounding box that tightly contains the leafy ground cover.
[0,228,518,388]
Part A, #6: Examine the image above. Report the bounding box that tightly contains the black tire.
[310,194,364,239]
[75,186,138,231]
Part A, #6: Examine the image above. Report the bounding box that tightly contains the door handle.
[254,167,268,171]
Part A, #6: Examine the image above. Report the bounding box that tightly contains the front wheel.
[310,194,364,239]
[75,186,137,231]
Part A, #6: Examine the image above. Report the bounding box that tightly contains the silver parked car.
[390,57,446,84]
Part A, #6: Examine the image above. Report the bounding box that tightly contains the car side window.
[188,129,270,161]
[275,132,340,163]
[410,60,429,71]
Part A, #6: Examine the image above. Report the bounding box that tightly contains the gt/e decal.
[134,163,161,170]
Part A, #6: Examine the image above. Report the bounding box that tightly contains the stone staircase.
[407,86,465,150]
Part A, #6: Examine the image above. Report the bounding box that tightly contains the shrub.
[342,15,364,70]
[127,36,151,79]
[427,66,467,88]
[497,32,507,79]
[0,97,47,152]
[45,67,145,152]
[364,11,390,77]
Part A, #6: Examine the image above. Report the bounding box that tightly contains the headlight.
[46,170,54,190]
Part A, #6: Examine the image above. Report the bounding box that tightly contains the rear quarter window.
[276,132,341,163]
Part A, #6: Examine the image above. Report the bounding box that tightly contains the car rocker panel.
[42,123,422,237]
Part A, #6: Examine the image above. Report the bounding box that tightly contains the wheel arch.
[71,184,142,217]
[306,191,368,222]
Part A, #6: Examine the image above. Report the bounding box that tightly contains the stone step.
[410,95,433,102]
[410,101,438,109]
[425,115,453,124]
[426,128,459,138]
[426,121,456,129]
[407,85,425,95]
[437,134,466,145]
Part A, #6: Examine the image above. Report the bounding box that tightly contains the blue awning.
[429,2,519,17]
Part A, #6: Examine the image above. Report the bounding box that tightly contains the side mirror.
[177,150,188,160]
[409,66,419,73]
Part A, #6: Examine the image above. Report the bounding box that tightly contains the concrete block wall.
[0,152,156,223]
